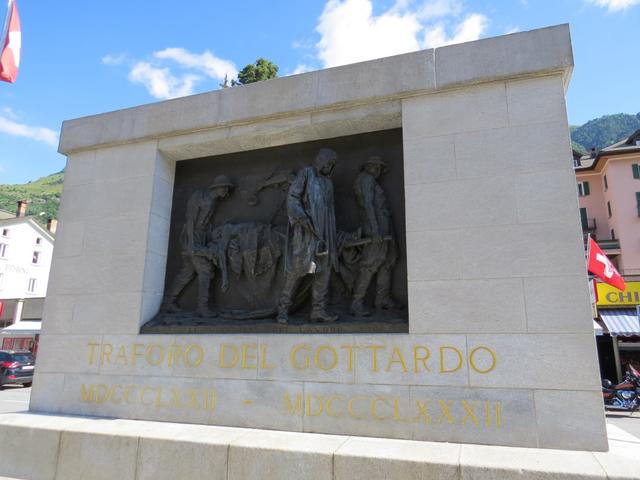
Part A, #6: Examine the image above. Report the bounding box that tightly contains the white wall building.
[0,203,56,351]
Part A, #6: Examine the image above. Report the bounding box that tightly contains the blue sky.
[0,0,639,184]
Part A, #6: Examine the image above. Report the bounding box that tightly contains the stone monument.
[1,25,627,480]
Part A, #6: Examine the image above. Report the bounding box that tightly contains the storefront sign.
[596,281,640,306]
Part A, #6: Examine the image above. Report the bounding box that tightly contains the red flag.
[0,0,21,83]
[587,237,626,291]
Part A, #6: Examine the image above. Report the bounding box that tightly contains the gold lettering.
[495,401,502,427]
[340,345,355,372]
[146,344,165,366]
[155,388,168,408]
[207,390,217,411]
[436,399,455,425]
[87,342,100,365]
[414,399,431,424]
[100,343,113,365]
[141,386,154,406]
[110,385,122,405]
[315,345,338,371]
[413,346,430,373]
[385,346,408,373]
[367,345,385,372]
[461,400,479,427]
[290,344,310,370]
[95,384,109,404]
[241,343,258,369]
[186,389,200,410]
[259,344,276,370]
[168,342,183,367]
[469,346,497,374]
[306,395,324,416]
[115,345,128,366]
[284,392,304,416]
[184,344,204,367]
[484,400,491,427]
[393,398,408,422]
[123,385,135,404]
[327,395,344,418]
[131,343,144,366]
[348,396,367,419]
[80,384,95,402]
[439,346,463,373]
[219,344,239,368]
[370,397,388,420]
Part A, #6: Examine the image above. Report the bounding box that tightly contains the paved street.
[0,386,30,414]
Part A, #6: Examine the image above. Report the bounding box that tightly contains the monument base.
[0,412,637,480]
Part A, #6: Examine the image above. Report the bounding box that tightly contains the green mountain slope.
[0,171,64,225]
[571,112,640,151]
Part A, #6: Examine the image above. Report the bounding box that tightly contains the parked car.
[0,350,34,389]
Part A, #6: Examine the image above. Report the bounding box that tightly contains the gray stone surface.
[0,414,636,480]
[35,25,609,451]
[434,24,572,90]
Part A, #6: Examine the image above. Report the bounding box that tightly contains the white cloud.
[314,0,489,68]
[104,47,236,99]
[292,64,314,75]
[128,62,202,100]
[154,48,237,80]
[587,0,640,11]
[1,107,18,120]
[101,53,127,65]
[0,117,58,146]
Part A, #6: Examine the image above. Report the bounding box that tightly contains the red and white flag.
[587,236,626,291]
[0,0,21,83]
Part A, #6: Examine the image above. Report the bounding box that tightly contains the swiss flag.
[587,236,626,291]
[0,0,21,83]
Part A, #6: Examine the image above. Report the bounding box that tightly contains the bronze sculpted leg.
[375,242,398,310]
[192,256,215,317]
[277,272,303,324]
[310,256,338,323]
[350,267,375,317]
[162,256,196,313]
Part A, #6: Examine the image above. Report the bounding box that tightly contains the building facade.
[575,129,640,381]
[0,203,56,351]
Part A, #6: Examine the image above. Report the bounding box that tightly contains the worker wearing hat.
[351,155,398,317]
[162,175,234,317]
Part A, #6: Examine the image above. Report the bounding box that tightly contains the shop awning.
[594,320,603,336]
[600,309,640,336]
[0,321,41,336]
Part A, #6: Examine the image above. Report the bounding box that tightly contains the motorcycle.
[602,364,640,412]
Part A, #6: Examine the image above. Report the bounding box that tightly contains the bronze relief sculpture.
[145,131,407,333]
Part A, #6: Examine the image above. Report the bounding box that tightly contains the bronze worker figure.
[276,148,339,324]
[161,175,234,317]
[350,156,398,317]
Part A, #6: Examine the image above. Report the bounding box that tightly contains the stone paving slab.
[0,413,637,480]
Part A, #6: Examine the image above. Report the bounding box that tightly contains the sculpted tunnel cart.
[0,24,625,480]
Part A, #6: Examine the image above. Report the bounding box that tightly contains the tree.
[233,58,278,86]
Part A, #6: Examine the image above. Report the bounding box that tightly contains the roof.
[0,320,41,335]
[575,129,640,172]
[600,309,640,336]
[0,216,55,242]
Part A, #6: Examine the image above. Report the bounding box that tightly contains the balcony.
[580,217,597,232]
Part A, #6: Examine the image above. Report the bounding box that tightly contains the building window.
[35,237,42,245]
[0,243,7,258]
[27,278,37,293]
[604,175,608,191]
[32,251,40,265]
[577,181,590,196]
[1,228,8,237]
[607,201,612,218]
[633,164,640,179]
[636,192,640,217]
[611,229,616,240]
